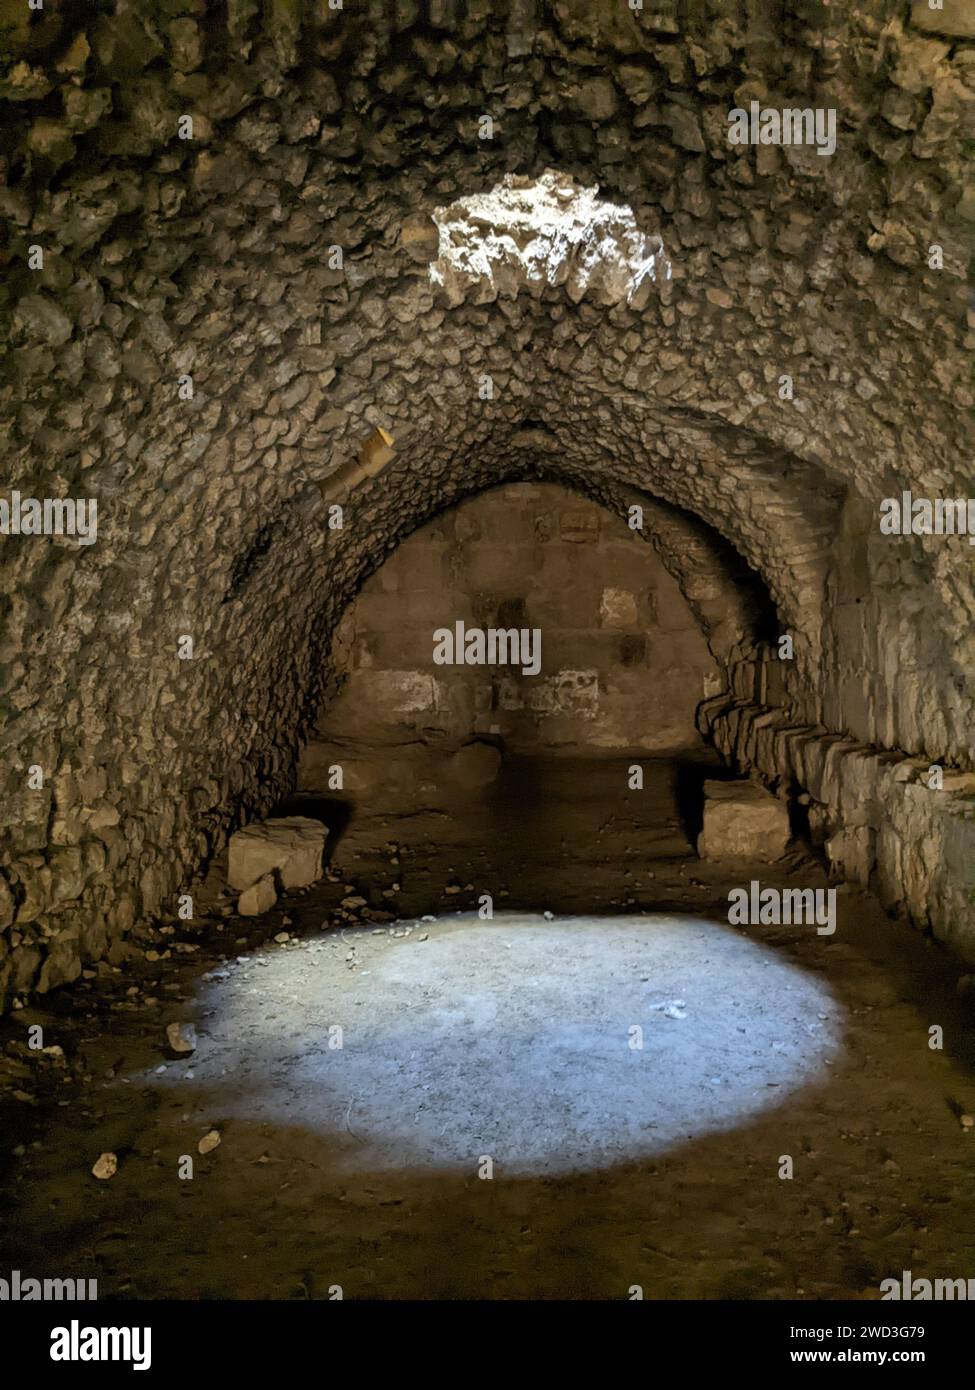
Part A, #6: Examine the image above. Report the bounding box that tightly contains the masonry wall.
[314,483,719,753]
[1,0,971,1010]
[699,676,975,963]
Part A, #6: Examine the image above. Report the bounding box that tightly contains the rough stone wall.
[699,680,975,962]
[312,482,719,752]
[0,0,972,1004]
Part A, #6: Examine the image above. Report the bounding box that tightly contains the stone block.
[600,587,639,628]
[238,873,278,916]
[345,668,439,718]
[910,0,975,39]
[228,816,327,891]
[698,780,791,861]
[400,212,440,263]
[825,826,876,885]
[559,509,600,543]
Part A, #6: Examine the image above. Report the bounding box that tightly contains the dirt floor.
[1,749,974,1300]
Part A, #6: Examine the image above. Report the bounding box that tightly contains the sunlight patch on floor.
[141,913,844,1177]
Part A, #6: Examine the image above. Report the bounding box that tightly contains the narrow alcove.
[286,479,727,913]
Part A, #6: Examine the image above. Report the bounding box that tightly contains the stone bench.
[697,779,791,861]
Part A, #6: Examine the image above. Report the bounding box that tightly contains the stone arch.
[2,0,973,998]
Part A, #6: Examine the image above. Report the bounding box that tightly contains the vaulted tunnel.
[1,0,974,1309]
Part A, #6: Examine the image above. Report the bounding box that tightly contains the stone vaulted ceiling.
[0,0,972,994]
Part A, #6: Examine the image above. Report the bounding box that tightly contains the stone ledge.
[698,694,975,962]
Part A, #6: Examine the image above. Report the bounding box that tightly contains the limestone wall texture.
[700,669,975,962]
[310,482,718,752]
[0,0,972,1004]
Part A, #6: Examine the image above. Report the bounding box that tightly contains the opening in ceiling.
[428,169,671,309]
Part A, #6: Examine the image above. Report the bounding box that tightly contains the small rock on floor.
[92,1152,118,1180]
[198,1130,221,1155]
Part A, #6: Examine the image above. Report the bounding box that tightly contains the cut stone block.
[237,873,278,917]
[600,587,639,628]
[697,780,790,861]
[228,816,327,891]
[826,826,876,885]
